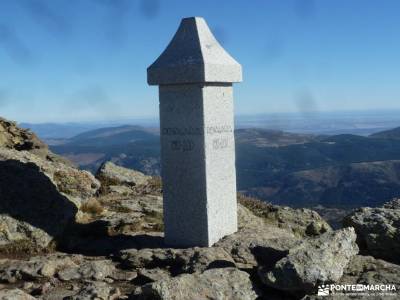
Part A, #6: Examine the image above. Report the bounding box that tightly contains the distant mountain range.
[46,124,400,209]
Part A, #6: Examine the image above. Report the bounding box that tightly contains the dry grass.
[237,192,273,219]
[0,239,57,260]
[80,198,104,216]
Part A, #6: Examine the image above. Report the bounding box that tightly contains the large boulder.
[137,268,259,300]
[96,161,150,193]
[259,228,358,293]
[0,132,99,250]
[343,200,400,264]
[215,227,299,269]
[0,148,99,203]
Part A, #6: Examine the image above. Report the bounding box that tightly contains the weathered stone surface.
[0,119,99,250]
[66,281,120,300]
[96,161,150,189]
[0,148,99,203]
[341,255,400,288]
[0,288,37,300]
[237,203,266,229]
[58,259,116,281]
[0,215,55,250]
[259,228,359,293]
[117,246,235,276]
[303,255,400,300]
[0,254,77,283]
[137,268,171,283]
[137,268,258,300]
[343,203,400,264]
[0,148,99,249]
[215,226,299,269]
[238,195,332,237]
[0,117,63,164]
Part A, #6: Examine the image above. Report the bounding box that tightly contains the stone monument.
[147,17,242,247]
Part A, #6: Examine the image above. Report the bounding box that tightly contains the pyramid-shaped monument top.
[147,17,242,85]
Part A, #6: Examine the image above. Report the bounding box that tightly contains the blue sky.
[0,0,399,123]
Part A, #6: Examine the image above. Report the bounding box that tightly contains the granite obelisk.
[147,17,242,247]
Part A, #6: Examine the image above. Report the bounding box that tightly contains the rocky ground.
[0,117,399,299]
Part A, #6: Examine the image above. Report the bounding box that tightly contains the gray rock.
[0,253,76,283]
[66,281,120,300]
[96,161,150,188]
[303,255,400,300]
[117,246,235,275]
[137,268,171,283]
[0,288,37,300]
[214,227,299,269]
[238,195,332,237]
[137,268,258,300]
[0,148,99,249]
[259,228,359,293]
[0,117,70,165]
[58,259,116,281]
[108,185,134,195]
[343,205,400,263]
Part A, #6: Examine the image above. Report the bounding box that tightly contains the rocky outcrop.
[238,194,331,237]
[343,199,400,264]
[0,149,99,203]
[137,268,259,300]
[0,118,47,156]
[259,228,359,293]
[0,148,100,250]
[0,119,100,250]
[0,118,71,165]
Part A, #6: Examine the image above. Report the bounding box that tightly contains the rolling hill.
[370,126,400,139]
[49,125,400,209]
